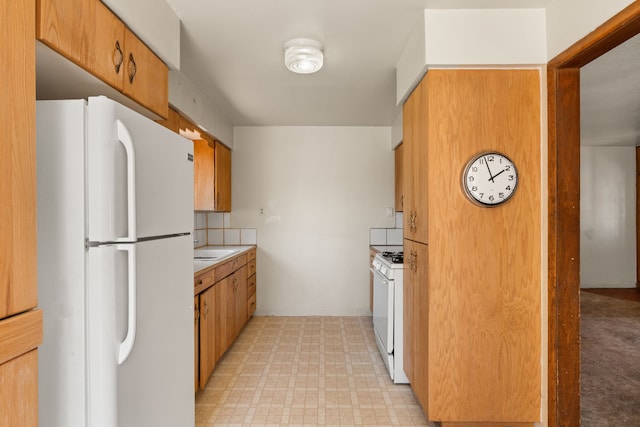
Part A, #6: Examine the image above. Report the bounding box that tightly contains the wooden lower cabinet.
[0,350,39,427]
[403,239,428,411]
[195,249,256,390]
[198,285,216,390]
[194,296,200,392]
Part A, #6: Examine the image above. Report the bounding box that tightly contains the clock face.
[462,152,518,207]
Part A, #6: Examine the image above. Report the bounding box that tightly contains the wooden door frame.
[548,3,640,426]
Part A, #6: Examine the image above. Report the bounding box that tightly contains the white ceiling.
[165,0,553,127]
[166,0,637,145]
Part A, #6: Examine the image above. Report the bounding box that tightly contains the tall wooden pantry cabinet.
[0,0,42,425]
[402,69,541,425]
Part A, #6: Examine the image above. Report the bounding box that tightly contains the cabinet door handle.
[114,41,124,73]
[128,53,137,84]
[409,249,418,273]
[202,300,208,318]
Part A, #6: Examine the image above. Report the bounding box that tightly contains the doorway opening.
[548,3,640,426]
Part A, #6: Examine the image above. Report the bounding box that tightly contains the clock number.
[468,176,475,182]
[487,155,494,162]
[499,192,505,198]
[471,186,477,191]
[506,185,511,191]
[472,166,478,172]
[489,195,495,202]
[508,175,514,181]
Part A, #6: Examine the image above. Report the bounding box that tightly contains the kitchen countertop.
[194,245,256,274]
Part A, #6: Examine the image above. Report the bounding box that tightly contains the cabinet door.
[198,287,216,389]
[194,296,199,392]
[394,143,404,212]
[214,277,231,362]
[37,0,125,91]
[403,78,428,244]
[0,350,38,427]
[123,29,168,118]
[214,141,232,212]
[194,138,215,210]
[2,0,37,319]
[404,239,429,413]
[233,266,248,336]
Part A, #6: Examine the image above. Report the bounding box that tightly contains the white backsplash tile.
[223,212,231,228]
[207,229,224,245]
[194,212,207,229]
[224,228,240,245]
[240,229,257,245]
[369,228,387,245]
[207,212,224,228]
[193,230,207,248]
[386,228,403,246]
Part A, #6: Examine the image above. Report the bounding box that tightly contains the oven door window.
[372,269,394,353]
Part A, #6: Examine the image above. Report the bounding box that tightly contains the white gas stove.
[371,250,408,384]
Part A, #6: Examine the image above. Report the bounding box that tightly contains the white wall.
[580,146,637,288]
[100,0,180,69]
[231,127,395,316]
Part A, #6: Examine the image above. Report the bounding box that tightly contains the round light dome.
[284,38,324,74]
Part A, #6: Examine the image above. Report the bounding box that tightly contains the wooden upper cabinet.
[123,30,169,117]
[402,78,428,244]
[214,142,232,212]
[194,136,215,211]
[394,143,404,212]
[37,0,124,90]
[37,0,168,118]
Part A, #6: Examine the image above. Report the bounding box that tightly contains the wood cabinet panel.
[403,240,428,410]
[402,70,541,423]
[123,30,168,118]
[232,266,248,339]
[1,0,39,423]
[1,0,37,319]
[402,79,428,244]
[198,286,216,389]
[425,70,541,421]
[157,107,180,133]
[214,141,232,212]
[37,0,169,118]
[0,350,38,427]
[37,0,125,91]
[0,310,43,365]
[395,143,404,212]
[194,296,199,392]
[193,138,215,211]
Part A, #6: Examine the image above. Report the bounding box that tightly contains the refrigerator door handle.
[117,244,137,364]
[115,119,137,242]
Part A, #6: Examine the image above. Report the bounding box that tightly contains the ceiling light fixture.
[284,38,324,74]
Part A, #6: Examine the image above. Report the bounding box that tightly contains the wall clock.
[462,151,518,207]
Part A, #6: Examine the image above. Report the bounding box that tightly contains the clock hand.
[484,156,495,182]
[491,169,506,179]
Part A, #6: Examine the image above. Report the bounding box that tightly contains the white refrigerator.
[37,96,195,427]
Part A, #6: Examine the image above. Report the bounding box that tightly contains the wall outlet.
[386,207,394,217]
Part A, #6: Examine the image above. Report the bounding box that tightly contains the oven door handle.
[370,268,390,285]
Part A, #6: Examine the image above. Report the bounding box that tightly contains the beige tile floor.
[195,316,434,426]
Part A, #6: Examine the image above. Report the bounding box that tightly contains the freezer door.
[86,96,194,242]
[86,235,194,427]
